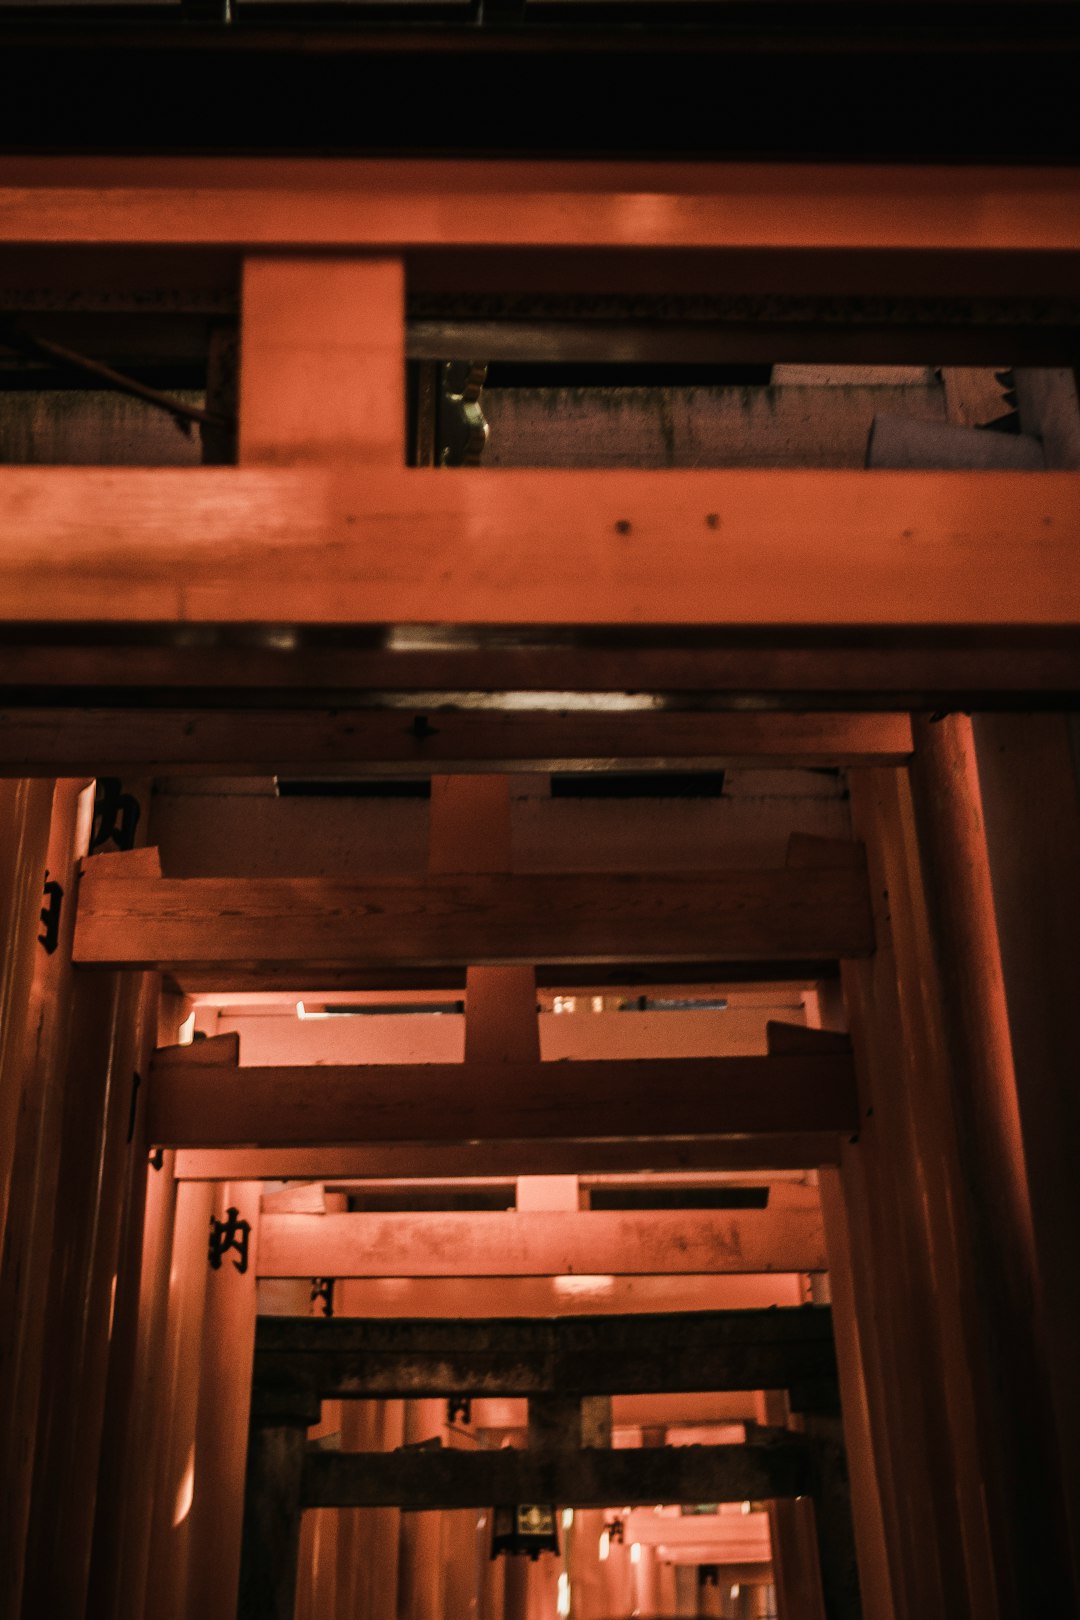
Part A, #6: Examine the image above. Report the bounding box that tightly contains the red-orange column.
[838,766,1017,1620]
[911,712,1080,1608]
[0,778,90,1618]
[20,821,160,1620]
[147,1177,216,1620]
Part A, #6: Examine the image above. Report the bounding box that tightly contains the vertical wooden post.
[237,1376,321,1620]
[186,1181,265,1620]
[0,777,56,1237]
[109,1143,181,1620]
[398,1399,447,1620]
[0,778,89,1619]
[817,1171,894,1620]
[239,255,404,468]
[19,820,160,1620]
[839,767,1015,1620]
[148,1178,216,1620]
[965,712,1080,1599]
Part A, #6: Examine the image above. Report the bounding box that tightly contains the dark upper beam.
[252,1306,838,1406]
[3,641,1078,710]
[148,1033,859,1148]
[301,1441,811,1511]
[0,708,912,777]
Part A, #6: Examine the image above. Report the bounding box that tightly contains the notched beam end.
[152,1030,241,1068]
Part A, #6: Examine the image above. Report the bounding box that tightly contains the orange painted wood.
[147,1044,859,1148]
[146,1180,214,1620]
[255,1199,826,1277]
[908,714,1077,1610]
[0,779,87,1620]
[0,708,914,776]
[1,161,1077,254]
[0,467,1075,628]
[74,865,874,970]
[109,1148,179,1620]
[962,714,1080,1601]
[240,257,404,467]
[0,778,55,1238]
[187,1180,263,1620]
[253,1273,804,1317]
[22,959,161,1619]
[840,769,1012,1620]
[819,1168,896,1620]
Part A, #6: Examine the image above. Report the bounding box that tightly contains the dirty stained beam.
[148,1036,859,1149]
[252,1306,837,1400]
[0,469,1076,629]
[300,1442,811,1511]
[255,1203,826,1279]
[73,862,873,972]
[0,708,913,776]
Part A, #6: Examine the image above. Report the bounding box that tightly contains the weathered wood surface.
[2,160,1077,257]
[148,1035,859,1148]
[252,1306,836,1399]
[74,864,874,972]
[484,383,946,470]
[0,468,1076,628]
[0,708,913,776]
[256,1200,826,1279]
[300,1441,811,1510]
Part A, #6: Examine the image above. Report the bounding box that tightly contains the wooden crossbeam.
[147,1032,858,1149]
[173,1136,845,1179]
[2,161,1077,259]
[255,1201,826,1279]
[3,641,1077,704]
[252,1306,837,1399]
[0,468,1076,629]
[73,862,873,973]
[300,1442,811,1510]
[0,708,912,776]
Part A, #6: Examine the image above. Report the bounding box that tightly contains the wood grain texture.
[147,1048,859,1148]
[255,1202,826,1277]
[0,467,1076,628]
[74,865,874,971]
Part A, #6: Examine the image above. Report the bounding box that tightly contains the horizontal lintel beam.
[173,1135,844,1179]
[300,1441,810,1510]
[74,863,873,972]
[0,707,912,776]
[2,161,1077,257]
[254,1204,826,1279]
[0,468,1076,630]
[148,1042,859,1149]
[254,1305,836,1399]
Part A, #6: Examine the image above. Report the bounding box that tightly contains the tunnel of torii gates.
[0,155,1077,1620]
